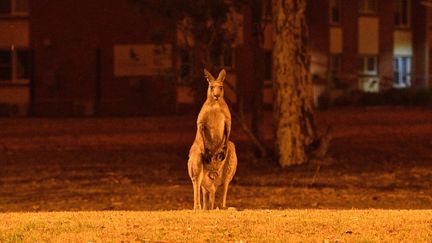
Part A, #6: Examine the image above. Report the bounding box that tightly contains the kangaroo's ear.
[217,69,226,82]
[204,69,215,83]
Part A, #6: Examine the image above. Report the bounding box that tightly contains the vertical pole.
[94,48,101,115]
[29,49,35,116]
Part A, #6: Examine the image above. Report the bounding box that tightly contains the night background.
[0,0,432,241]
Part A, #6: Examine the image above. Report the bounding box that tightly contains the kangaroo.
[187,69,237,210]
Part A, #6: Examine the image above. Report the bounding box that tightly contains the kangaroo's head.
[204,69,226,102]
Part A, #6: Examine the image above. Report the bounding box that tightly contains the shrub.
[319,88,432,108]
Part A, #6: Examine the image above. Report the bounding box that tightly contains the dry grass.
[1,108,432,242]
[1,209,431,242]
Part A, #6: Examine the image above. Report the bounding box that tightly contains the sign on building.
[114,44,172,76]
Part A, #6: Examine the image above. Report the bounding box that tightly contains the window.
[14,0,28,13]
[329,54,341,73]
[0,48,30,83]
[358,55,378,75]
[329,0,341,24]
[0,0,29,16]
[221,47,234,70]
[179,49,191,80]
[16,50,30,79]
[0,51,12,81]
[0,0,11,15]
[328,54,341,87]
[393,56,411,88]
[211,46,235,70]
[395,0,410,28]
[358,55,379,92]
[359,0,377,14]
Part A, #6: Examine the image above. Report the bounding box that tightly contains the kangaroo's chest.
[202,106,226,129]
[200,105,227,145]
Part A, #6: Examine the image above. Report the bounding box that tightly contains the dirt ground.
[0,106,432,212]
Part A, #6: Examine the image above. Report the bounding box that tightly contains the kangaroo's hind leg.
[188,147,204,210]
[202,186,209,210]
[209,189,216,210]
[221,141,238,209]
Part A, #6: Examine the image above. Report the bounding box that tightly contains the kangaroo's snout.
[213,94,220,100]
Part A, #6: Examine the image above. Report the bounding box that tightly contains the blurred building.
[0,0,30,116]
[1,0,176,116]
[0,0,430,116]
[307,0,429,94]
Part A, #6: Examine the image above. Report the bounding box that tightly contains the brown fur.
[187,69,237,210]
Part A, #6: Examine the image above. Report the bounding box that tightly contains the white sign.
[114,44,172,76]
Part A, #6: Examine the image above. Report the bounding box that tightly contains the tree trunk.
[272,0,317,167]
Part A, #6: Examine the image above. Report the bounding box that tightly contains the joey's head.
[203,148,226,172]
[204,69,226,102]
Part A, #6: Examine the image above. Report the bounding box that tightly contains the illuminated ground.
[0,107,431,211]
[1,210,431,242]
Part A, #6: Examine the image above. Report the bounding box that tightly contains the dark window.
[179,49,190,79]
[15,0,29,13]
[0,51,12,81]
[358,55,377,75]
[223,47,233,69]
[221,47,234,70]
[211,45,235,70]
[359,0,377,14]
[211,49,221,68]
[0,0,29,15]
[367,57,376,72]
[358,55,379,92]
[329,54,341,87]
[330,54,341,73]
[329,0,341,24]
[395,0,410,27]
[16,49,30,79]
[0,0,11,14]
[0,49,31,82]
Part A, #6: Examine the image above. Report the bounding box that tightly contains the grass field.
[1,210,431,242]
[1,107,432,212]
[1,108,432,241]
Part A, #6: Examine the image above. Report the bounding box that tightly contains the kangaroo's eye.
[219,87,223,91]
[217,152,225,161]
[210,86,214,90]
